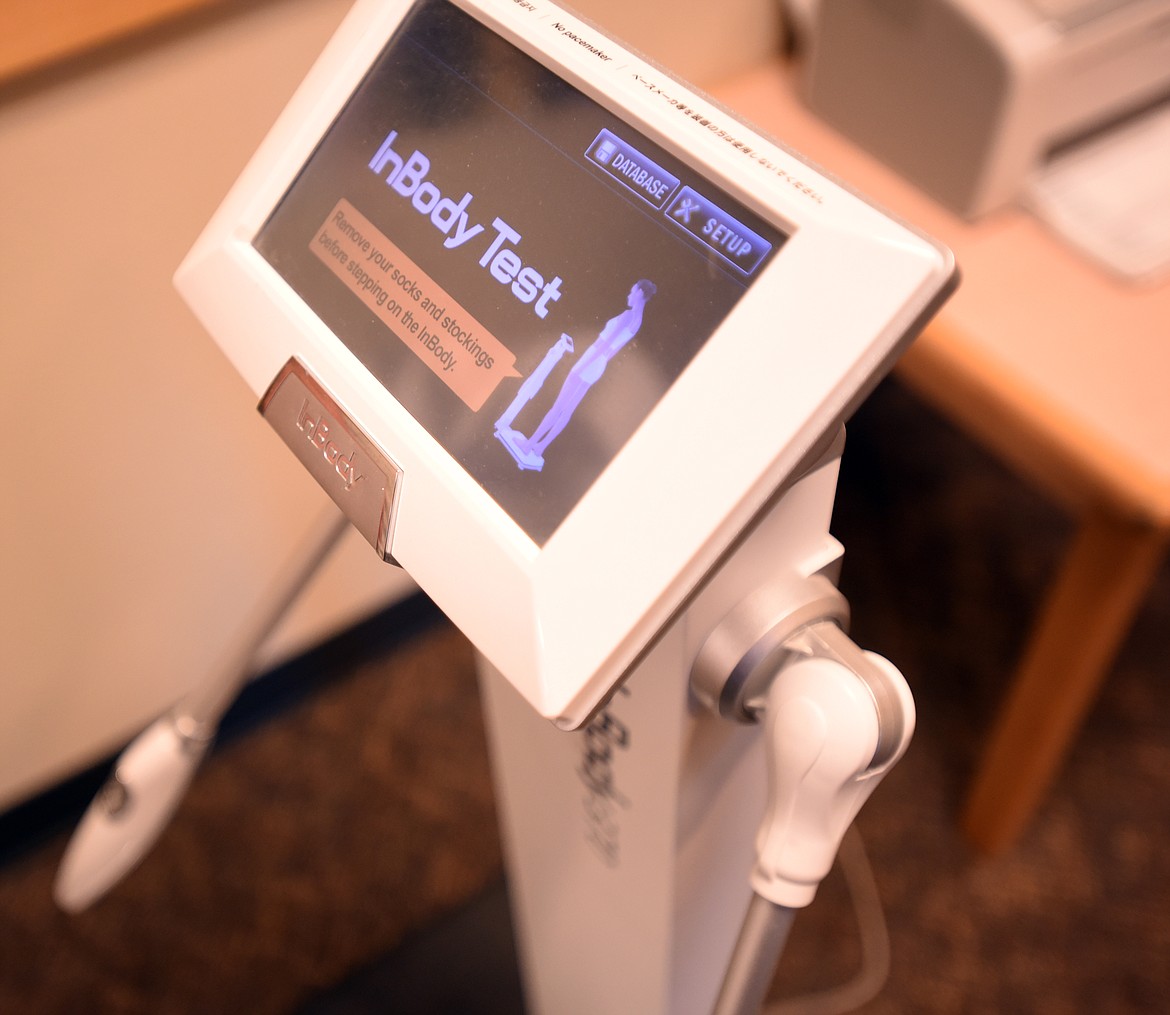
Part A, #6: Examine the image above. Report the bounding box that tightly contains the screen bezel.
[250,5,792,547]
[175,0,955,727]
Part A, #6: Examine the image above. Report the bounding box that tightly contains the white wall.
[0,0,782,812]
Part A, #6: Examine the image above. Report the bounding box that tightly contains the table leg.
[962,508,1167,853]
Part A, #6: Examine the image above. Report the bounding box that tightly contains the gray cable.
[711,826,891,1015]
[712,894,800,1015]
[768,827,891,1015]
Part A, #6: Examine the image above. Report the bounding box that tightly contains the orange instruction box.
[310,198,520,411]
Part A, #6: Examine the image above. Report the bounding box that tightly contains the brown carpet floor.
[1,379,1167,1013]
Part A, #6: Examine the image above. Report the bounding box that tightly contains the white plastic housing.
[175,0,955,727]
[751,651,915,908]
[54,719,209,913]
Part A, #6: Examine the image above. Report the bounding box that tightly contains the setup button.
[665,186,772,275]
[586,129,679,209]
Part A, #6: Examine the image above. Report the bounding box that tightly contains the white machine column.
[482,447,847,1015]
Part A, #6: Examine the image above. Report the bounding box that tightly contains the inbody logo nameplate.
[260,359,401,561]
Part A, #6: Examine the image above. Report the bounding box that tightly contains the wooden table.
[713,62,1170,852]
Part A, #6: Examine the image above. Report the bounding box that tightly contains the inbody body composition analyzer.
[151,1,957,1011]
[174,0,954,728]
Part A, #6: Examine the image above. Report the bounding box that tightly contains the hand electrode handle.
[53,506,349,912]
[751,648,914,909]
[54,718,210,913]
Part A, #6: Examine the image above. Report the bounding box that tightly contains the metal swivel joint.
[691,574,915,908]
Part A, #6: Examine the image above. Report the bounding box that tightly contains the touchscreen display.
[255,0,787,544]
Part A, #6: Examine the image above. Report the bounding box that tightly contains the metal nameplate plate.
[259,359,401,562]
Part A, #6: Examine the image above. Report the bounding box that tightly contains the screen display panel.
[255,0,787,544]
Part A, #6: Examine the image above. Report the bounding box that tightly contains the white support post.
[479,445,847,1014]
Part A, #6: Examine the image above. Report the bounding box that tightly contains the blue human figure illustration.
[495,279,656,472]
[495,332,575,433]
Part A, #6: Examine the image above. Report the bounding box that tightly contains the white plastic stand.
[56,431,912,1015]
[480,439,853,1014]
